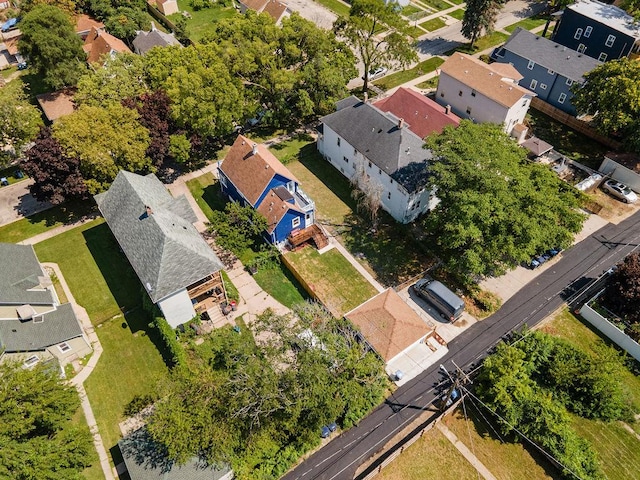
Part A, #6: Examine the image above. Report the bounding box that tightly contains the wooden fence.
[530,97,621,150]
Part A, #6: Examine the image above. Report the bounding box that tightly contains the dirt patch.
[587,189,638,224]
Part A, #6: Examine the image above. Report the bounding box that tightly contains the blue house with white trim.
[218,135,316,246]
[492,27,602,114]
[551,0,640,62]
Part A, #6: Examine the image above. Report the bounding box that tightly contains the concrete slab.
[387,341,449,387]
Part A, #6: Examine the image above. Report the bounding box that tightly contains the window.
[415,200,421,209]
[466,106,472,115]
[368,161,372,169]
[387,192,391,200]
[378,168,381,175]
[558,93,567,104]
[584,26,592,37]
[547,69,555,75]
[58,342,71,353]
[606,35,616,47]
[522,100,528,107]
[353,147,357,156]
[529,79,538,89]
[566,78,573,86]
[24,355,39,368]
[527,60,535,70]
[458,90,463,96]
[540,83,547,90]
[574,28,583,39]
[337,137,341,146]
[343,156,349,163]
[598,52,608,61]
[219,173,227,187]
[471,89,476,97]
[292,217,301,228]
[577,43,586,53]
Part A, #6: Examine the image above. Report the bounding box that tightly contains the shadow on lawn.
[21,200,96,228]
[201,182,227,213]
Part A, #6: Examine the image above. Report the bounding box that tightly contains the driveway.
[285,0,337,30]
[0,179,52,227]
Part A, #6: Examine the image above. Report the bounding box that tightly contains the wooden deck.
[288,224,329,250]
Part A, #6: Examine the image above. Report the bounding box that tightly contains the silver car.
[602,179,638,203]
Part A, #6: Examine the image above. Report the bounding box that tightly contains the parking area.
[284,0,337,30]
[0,179,51,227]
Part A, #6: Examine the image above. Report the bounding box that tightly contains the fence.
[530,97,622,150]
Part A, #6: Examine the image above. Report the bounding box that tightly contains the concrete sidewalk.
[18,213,99,245]
[437,422,498,480]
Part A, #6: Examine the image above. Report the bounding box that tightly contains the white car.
[602,179,638,203]
[363,67,388,81]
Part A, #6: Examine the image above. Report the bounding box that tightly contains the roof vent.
[567,55,571,59]
[252,143,258,155]
[146,282,153,292]
[398,117,404,129]
[145,205,153,216]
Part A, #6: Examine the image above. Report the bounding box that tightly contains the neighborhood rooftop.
[439,53,533,108]
[0,243,54,305]
[83,26,131,63]
[133,27,181,55]
[321,96,430,192]
[94,171,223,303]
[373,87,460,139]
[502,28,602,82]
[567,0,640,38]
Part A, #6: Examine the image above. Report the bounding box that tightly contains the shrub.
[151,316,187,367]
[124,394,155,417]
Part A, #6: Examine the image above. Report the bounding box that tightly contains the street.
[0,179,51,227]
[282,209,640,480]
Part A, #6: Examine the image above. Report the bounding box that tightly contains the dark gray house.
[552,0,640,62]
[492,28,602,114]
[132,25,181,55]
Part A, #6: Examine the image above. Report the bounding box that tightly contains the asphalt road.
[0,179,51,227]
[283,210,640,480]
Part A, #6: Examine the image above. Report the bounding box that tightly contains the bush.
[222,270,239,303]
[124,394,155,417]
[151,316,187,367]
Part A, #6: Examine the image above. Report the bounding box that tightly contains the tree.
[18,5,86,89]
[0,362,93,479]
[104,6,150,42]
[21,127,88,205]
[350,159,383,229]
[602,252,640,334]
[19,0,77,16]
[53,103,151,193]
[424,121,585,279]
[207,201,269,254]
[169,133,191,164]
[571,58,640,153]
[334,0,417,93]
[461,0,502,48]
[0,82,43,158]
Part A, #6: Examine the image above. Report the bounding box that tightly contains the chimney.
[445,104,451,115]
[151,21,157,31]
[398,117,404,129]
[363,92,369,103]
[252,143,258,155]
[145,205,153,216]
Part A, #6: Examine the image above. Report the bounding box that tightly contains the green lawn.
[448,8,465,20]
[269,133,316,165]
[71,408,104,480]
[34,220,169,458]
[417,0,452,11]
[407,25,427,38]
[168,0,237,42]
[0,201,96,244]
[419,16,446,32]
[415,76,439,90]
[253,263,309,308]
[402,4,424,16]
[504,16,548,34]
[446,0,464,5]
[526,109,608,170]
[313,0,351,17]
[452,31,510,54]
[373,57,444,91]
[0,65,17,79]
[284,247,378,316]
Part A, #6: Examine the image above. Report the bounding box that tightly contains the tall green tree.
[333,0,417,93]
[0,82,43,159]
[424,121,585,279]
[18,5,86,89]
[461,0,502,48]
[571,58,640,154]
[104,6,150,42]
[0,362,93,479]
[76,54,148,106]
[53,103,151,193]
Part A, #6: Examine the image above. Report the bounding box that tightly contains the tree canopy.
[18,5,86,89]
[602,252,640,341]
[424,121,585,279]
[334,0,416,93]
[461,0,502,47]
[0,81,43,159]
[571,58,640,154]
[0,362,93,479]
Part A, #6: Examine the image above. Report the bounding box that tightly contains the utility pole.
[439,363,471,411]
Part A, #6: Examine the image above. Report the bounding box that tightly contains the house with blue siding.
[551,0,640,62]
[219,135,316,246]
[492,27,602,114]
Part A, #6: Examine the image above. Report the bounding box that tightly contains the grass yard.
[417,0,452,11]
[402,4,424,16]
[448,8,465,20]
[452,31,509,54]
[168,0,237,42]
[419,16,446,32]
[373,57,444,91]
[377,425,479,480]
[34,221,169,457]
[415,76,439,90]
[504,16,548,34]
[269,133,316,165]
[407,25,427,38]
[252,263,309,308]
[313,0,351,17]
[71,408,104,480]
[446,0,464,5]
[526,110,608,170]
[284,247,378,316]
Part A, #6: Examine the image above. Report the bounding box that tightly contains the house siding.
[272,209,306,244]
[317,125,432,223]
[255,173,294,207]
[552,8,636,61]
[157,289,196,328]
[46,336,93,364]
[599,157,640,192]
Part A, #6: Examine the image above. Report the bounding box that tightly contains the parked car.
[362,66,387,81]
[17,61,27,71]
[0,178,9,187]
[412,276,465,321]
[321,422,338,438]
[602,179,638,204]
[1,17,18,32]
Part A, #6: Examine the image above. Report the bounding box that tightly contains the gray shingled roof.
[0,243,54,305]
[502,28,602,82]
[132,29,181,55]
[321,97,431,193]
[119,428,232,480]
[0,303,83,352]
[567,0,640,39]
[94,171,223,303]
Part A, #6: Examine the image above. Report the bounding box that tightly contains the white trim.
[527,60,535,70]
[598,52,608,61]
[529,79,538,89]
[292,217,301,228]
[605,34,615,47]
[577,43,586,53]
[584,26,592,38]
[558,92,567,104]
[565,78,573,86]
[58,342,72,353]
[574,28,583,39]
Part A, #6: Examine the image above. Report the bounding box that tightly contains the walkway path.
[43,263,114,480]
[326,236,385,293]
[437,422,498,480]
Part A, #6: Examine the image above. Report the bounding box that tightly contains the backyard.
[168,0,237,42]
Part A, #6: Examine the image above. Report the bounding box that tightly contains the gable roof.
[83,27,132,63]
[36,89,76,122]
[0,244,53,305]
[256,188,303,233]
[219,135,298,206]
[132,28,181,55]
[502,27,602,82]
[566,0,640,39]
[94,171,223,303]
[439,53,533,108]
[0,303,84,353]
[75,14,104,35]
[262,0,288,21]
[373,87,460,139]
[522,136,554,156]
[345,289,433,363]
[321,97,431,193]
